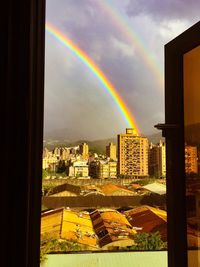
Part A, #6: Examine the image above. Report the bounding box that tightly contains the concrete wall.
[41,251,168,267]
[43,194,166,209]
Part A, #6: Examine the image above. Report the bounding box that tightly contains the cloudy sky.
[44,0,200,140]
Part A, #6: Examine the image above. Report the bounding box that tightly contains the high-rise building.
[117,128,149,177]
[79,143,89,160]
[149,141,166,178]
[185,145,198,174]
[106,142,116,160]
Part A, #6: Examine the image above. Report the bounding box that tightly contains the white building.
[67,160,89,177]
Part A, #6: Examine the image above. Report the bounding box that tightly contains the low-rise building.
[66,160,89,177]
[41,208,98,250]
[42,155,58,171]
[142,182,166,195]
[89,160,117,179]
[90,209,136,249]
[100,184,136,196]
[124,206,167,241]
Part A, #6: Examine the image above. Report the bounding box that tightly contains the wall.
[41,251,168,267]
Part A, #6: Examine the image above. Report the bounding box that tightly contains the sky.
[44,0,200,140]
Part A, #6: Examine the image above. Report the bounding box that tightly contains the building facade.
[117,128,148,177]
[79,143,89,160]
[66,160,89,177]
[89,160,117,179]
[106,142,117,161]
[149,141,166,178]
[185,145,198,174]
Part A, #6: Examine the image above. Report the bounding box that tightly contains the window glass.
[184,45,200,266]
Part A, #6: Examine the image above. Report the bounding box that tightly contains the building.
[106,142,117,160]
[46,182,82,197]
[142,182,166,195]
[42,154,58,171]
[66,160,89,177]
[89,160,117,178]
[90,209,136,249]
[149,141,166,178]
[185,145,198,174]
[41,208,98,250]
[43,147,49,158]
[117,128,149,177]
[124,206,167,241]
[79,143,89,160]
[100,184,136,196]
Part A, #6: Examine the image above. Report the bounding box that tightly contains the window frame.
[3,1,45,266]
[164,20,200,267]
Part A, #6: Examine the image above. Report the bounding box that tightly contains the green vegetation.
[40,235,80,263]
[42,183,56,196]
[42,169,66,180]
[129,232,167,251]
[41,204,48,211]
[56,160,66,173]
[40,234,89,263]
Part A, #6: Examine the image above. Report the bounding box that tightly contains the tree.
[56,160,66,173]
[129,232,167,251]
[40,234,83,263]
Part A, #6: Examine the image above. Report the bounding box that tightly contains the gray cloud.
[126,0,200,22]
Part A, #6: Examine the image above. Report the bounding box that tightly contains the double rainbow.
[46,22,140,134]
[97,0,164,89]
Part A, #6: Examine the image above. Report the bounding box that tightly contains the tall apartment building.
[185,145,198,174]
[79,143,89,160]
[106,142,117,160]
[149,141,166,178]
[117,128,149,177]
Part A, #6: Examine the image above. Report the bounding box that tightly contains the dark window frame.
[2,1,45,266]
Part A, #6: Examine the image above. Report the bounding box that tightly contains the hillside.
[44,131,164,154]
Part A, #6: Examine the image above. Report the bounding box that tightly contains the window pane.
[184,45,200,266]
[41,0,167,264]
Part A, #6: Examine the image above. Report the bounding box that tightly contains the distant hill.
[147,132,164,144]
[44,137,117,154]
[44,130,165,153]
[44,128,84,142]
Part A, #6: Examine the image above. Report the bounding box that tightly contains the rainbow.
[97,1,164,89]
[46,22,140,134]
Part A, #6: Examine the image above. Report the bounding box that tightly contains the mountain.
[147,132,164,144]
[43,137,117,154]
[43,129,164,153]
[44,128,84,142]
